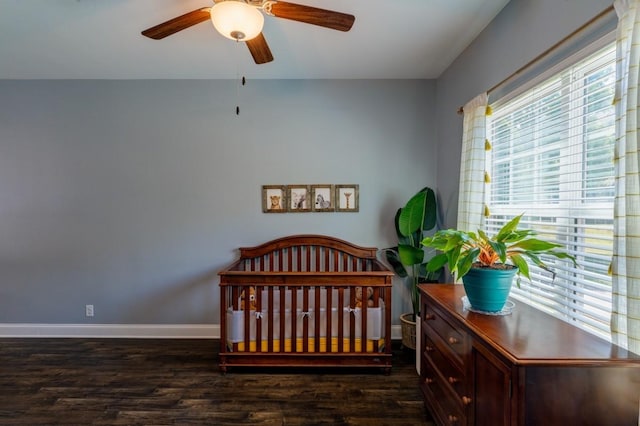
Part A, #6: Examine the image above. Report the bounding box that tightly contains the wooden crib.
[218,234,394,373]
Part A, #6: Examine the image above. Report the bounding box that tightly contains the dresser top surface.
[419,284,640,365]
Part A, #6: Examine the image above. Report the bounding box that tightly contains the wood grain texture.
[0,338,434,425]
[141,8,211,40]
[420,284,640,363]
[246,33,274,64]
[270,2,355,32]
[419,284,640,426]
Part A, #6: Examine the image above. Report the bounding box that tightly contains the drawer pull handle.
[448,336,459,345]
[425,345,434,352]
[425,377,434,384]
[448,414,459,423]
[448,376,459,384]
[462,396,472,405]
[425,314,436,320]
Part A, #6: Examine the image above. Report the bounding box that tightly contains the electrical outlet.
[85,304,94,317]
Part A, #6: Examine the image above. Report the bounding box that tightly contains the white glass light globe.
[210,1,264,41]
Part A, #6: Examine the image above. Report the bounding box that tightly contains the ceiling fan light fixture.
[210,1,264,41]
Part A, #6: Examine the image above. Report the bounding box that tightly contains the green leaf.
[488,240,507,263]
[420,187,437,231]
[509,253,530,281]
[511,239,561,252]
[457,247,480,278]
[503,229,536,242]
[443,233,466,252]
[426,253,448,272]
[521,251,545,270]
[447,245,462,272]
[383,248,409,277]
[496,214,523,241]
[398,244,424,266]
[549,251,578,267]
[398,192,427,237]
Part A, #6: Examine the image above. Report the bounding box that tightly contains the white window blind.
[486,42,616,341]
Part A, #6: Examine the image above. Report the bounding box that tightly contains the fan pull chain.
[235,39,241,115]
[236,76,246,115]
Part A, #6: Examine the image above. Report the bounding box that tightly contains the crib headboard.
[221,234,392,274]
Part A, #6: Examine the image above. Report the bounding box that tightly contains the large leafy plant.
[383,187,441,318]
[422,214,576,286]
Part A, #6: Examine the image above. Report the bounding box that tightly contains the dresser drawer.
[421,355,467,426]
[423,333,466,400]
[422,302,467,365]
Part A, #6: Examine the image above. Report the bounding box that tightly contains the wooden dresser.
[418,284,640,426]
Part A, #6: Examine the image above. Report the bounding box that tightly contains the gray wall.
[435,0,614,228]
[0,79,436,325]
[1,0,616,330]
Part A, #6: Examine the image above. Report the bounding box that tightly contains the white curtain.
[457,93,489,232]
[612,0,640,355]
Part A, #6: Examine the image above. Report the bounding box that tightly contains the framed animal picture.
[311,185,335,212]
[262,185,287,213]
[335,184,359,212]
[287,185,311,212]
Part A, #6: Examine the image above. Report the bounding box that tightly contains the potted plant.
[382,187,441,350]
[422,214,576,312]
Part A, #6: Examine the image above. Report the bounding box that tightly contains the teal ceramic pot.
[462,266,518,312]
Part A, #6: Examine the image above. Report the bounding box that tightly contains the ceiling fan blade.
[141,8,211,40]
[246,33,274,64]
[270,2,355,32]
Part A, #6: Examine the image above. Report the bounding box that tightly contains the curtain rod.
[456,4,615,115]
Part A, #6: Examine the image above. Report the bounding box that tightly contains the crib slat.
[302,286,309,353]
[220,284,228,356]
[314,286,321,353]
[348,286,356,352]
[326,287,333,353]
[279,286,286,353]
[256,286,263,352]
[267,287,274,353]
[324,247,330,273]
[361,286,368,350]
[290,286,297,353]
[338,288,344,353]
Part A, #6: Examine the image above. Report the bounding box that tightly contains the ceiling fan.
[141,0,355,65]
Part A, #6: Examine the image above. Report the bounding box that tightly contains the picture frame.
[262,185,287,213]
[287,185,311,212]
[311,184,335,212]
[335,184,359,212]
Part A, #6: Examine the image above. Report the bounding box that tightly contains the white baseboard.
[0,323,403,340]
[391,324,402,340]
[0,323,220,339]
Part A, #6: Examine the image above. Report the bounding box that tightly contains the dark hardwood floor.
[0,338,434,425]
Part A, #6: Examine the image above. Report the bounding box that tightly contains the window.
[486,42,616,340]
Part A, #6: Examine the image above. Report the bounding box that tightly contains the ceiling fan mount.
[141,0,355,65]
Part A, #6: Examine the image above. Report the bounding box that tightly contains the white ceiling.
[0,0,510,79]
